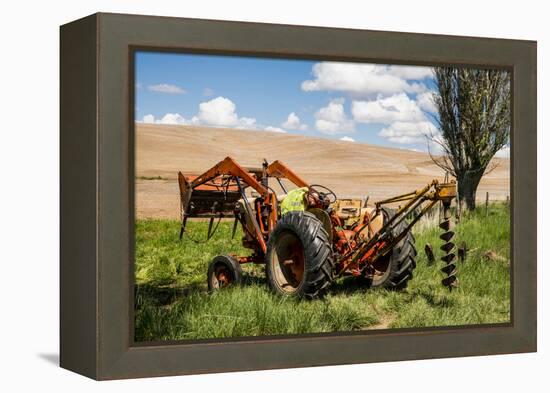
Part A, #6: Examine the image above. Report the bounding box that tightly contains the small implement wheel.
[207,255,243,291]
[266,211,334,299]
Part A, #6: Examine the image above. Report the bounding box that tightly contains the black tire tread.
[207,255,243,291]
[266,211,334,299]
[376,208,417,290]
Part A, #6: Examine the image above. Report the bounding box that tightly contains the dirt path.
[367,314,396,330]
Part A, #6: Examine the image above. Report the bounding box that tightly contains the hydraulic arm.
[337,180,458,289]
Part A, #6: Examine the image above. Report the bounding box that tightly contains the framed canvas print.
[60,13,536,380]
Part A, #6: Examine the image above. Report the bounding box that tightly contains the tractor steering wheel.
[309,184,338,205]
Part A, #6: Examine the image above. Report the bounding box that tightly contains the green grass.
[134,203,510,342]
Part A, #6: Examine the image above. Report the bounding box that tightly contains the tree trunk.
[458,171,483,211]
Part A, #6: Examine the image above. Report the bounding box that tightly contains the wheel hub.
[271,231,305,293]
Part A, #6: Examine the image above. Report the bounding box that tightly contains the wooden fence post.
[485,192,489,216]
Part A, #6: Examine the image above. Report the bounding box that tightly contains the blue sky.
[135,51,443,151]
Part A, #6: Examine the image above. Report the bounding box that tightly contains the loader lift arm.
[178,157,311,254]
[266,160,309,188]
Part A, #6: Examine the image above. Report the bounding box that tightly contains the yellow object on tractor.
[178,156,458,299]
[279,187,309,216]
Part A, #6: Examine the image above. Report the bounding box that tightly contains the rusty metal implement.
[178,157,458,297]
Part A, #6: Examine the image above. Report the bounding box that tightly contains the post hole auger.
[178,156,458,298]
[440,200,458,289]
[334,180,458,290]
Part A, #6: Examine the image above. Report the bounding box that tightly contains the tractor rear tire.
[266,211,334,299]
[369,208,417,290]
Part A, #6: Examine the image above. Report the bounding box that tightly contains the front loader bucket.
[178,171,242,238]
[178,172,242,217]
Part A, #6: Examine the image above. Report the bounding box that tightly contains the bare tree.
[430,68,510,210]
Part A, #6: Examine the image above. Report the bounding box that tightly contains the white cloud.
[142,114,155,124]
[315,98,355,134]
[141,113,189,125]
[302,62,431,96]
[147,83,186,94]
[159,113,188,125]
[282,112,308,131]
[197,96,257,128]
[139,97,291,135]
[416,91,437,113]
[495,146,510,158]
[340,136,355,142]
[265,126,287,133]
[302,62,440,146]
[378,121,437,144]
[352,93,426,124]
[351,93,442,146]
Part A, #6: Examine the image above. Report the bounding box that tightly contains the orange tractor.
[178,156,458,299]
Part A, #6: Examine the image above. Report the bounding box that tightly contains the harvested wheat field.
[136,123,509,219]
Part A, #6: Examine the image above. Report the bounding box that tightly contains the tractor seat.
[333,199,363,220]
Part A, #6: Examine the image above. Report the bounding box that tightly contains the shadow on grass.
[136,269,454,309]
[137,273,375,299]
[328,276,370,295]
[135,271,268,306]
[241,272,267,287]
[416,291,457,308]
[134,283,204,306]
[136,271,400,304]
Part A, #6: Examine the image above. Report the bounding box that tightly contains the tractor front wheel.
[266,211,334,299]
[369,208,417,290]
[207,255,243,291]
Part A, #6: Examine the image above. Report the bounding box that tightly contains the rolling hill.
[136,123,509,219]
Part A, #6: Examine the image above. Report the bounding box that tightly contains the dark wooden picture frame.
[60,12,536,380]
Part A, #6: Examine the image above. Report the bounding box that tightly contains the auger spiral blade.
[440,201,458,290]
[440,242,455,254]
[442,275,458,288]
[439,231,454,242]
[439,220,451,231]
[441,263,457,275]
[440,253,456,264]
